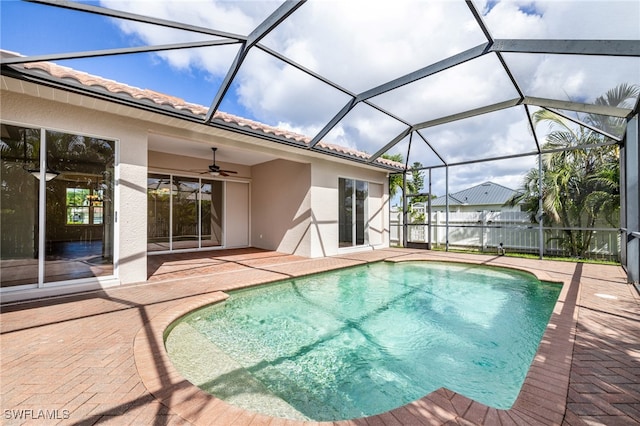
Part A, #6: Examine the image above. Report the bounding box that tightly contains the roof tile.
[3,51,404,170]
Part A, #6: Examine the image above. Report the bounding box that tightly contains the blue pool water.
[165,261,560,421]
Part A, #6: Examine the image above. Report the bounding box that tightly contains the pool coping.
[133,256,577,425]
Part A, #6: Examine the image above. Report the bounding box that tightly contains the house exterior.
[423,181,522,213]
[0,53,399,302]
[391,182,524,246]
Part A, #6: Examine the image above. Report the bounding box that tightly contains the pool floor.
[165,261,561,420]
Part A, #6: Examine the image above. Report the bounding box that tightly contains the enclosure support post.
[445,167,449,252]
[538,152,544,260]
[428,169,432,250]
[622,114,639,286]
[402,171,408,248]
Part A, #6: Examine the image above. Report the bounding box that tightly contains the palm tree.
[507,83,638,257]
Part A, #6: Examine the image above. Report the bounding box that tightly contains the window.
[66,187,103,225]
[339,178,368,247]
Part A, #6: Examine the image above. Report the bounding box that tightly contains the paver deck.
[1,248,638,425]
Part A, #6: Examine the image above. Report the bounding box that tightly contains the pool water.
[165,261,560,421]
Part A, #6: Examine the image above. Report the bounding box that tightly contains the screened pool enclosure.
[1,0,639,284]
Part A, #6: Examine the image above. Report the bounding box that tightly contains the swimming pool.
[165,261,560,421]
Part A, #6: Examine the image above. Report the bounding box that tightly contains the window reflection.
[200,180,223,248]
[147,174,223,252]
[44,130,115,284]
[0,124,115,288]
[0,124,41,287]
[147,174,171,252]
[172,176,200,250]
[339,178,368,247]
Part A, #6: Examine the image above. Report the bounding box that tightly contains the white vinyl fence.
[390,209,620,261]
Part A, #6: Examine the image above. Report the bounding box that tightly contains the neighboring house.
[390,182,523,245]
[419,181,522,213]
[0,51,400,302]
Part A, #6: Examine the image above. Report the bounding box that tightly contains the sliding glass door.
[201,179,223,248]
[0,125,40,287]
[172,176,200,250]
[147,174,223,252]
[147,174,171,251]
[1,124,116,289]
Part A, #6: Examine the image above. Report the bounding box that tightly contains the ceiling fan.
[200,147,238,177]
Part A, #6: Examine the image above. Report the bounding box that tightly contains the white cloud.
[522,55,639,103]
[99,0,638,190]
[261,1,485,92]
[234,50,350,128]
[100,0,274,74]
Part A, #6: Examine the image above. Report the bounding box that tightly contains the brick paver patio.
[1,248,638,425]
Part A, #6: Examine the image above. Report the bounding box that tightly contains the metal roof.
[430,181,519,206]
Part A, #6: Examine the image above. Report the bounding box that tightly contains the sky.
[1,0,639,195]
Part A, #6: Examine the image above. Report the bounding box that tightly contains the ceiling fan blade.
[219,170,237,174]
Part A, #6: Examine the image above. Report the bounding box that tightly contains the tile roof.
[2,51,403,170]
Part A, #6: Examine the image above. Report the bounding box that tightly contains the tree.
[407,162,427,204]
[507,83,638,257]
[381,155,430,223]
[382,153,404,200]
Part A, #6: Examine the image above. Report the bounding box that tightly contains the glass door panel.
[356,180,368,245]
[339,178,369,247]
[172,176,199,250]
[0,124,40,287]
[43,131,115,283]
[200,179,223,248]
[339,178,354,247]
[147,174,171,252]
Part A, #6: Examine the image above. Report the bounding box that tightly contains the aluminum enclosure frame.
[1,0,639,284]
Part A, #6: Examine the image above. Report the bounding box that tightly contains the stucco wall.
[251,159,312,256]
[1,91,149,286]
[226,181,250,248]
[2,86,392,300]
[310,158,390,257]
